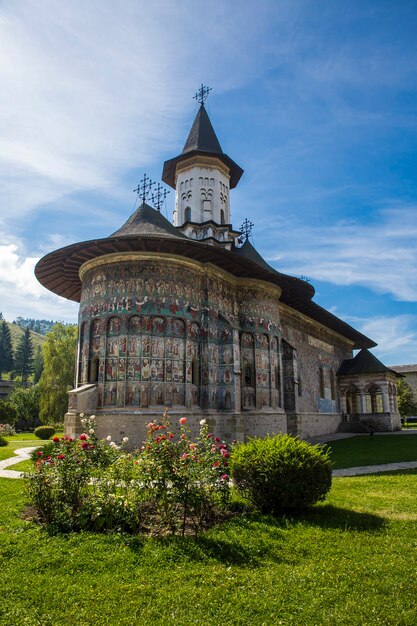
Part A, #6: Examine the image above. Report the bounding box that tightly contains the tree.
[0,320,14,380]
[8,384,41,430]
[0,399,18,425]
[14,327,34,382]
[397,379,417,418]
[38,324,78,423]
[33,345,44,384]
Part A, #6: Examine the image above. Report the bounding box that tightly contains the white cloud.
[0,242,78,322]
[265,206,417,302]
[349,314,417,365]
[0,0,300,221]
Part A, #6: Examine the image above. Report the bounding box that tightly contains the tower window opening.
[185,207,191,222]
[220,209,225,224]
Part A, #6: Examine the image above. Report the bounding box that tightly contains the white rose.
[106,435,112,442]
[79,413,85,418]
[199,419,207,426]
[122,437,129,444]
[89,428,95,435]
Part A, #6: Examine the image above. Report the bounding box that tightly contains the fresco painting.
[78,260,282,410]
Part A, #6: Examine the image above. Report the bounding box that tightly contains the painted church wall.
[279,305,353,415]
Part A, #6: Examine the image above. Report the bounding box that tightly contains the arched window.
[192,358,200,386]
[319,367,325,398]
[330,370,336,400]
[346,385,360,414]
[244,364,254,387]
[89,355,99,383]
[185,207,191,222]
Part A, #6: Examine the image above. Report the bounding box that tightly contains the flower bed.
[25,413,231,536]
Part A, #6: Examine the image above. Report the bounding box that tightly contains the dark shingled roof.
[234,240,375,349]
[111,202,187,240]
[338,349,398,376]
[235,239,277,273]
[162,105,244,190]
[182,105,223,155]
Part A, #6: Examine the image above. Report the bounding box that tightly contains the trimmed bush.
[34,425,55,440]
[0,436,7,447]
[230,434,332,514]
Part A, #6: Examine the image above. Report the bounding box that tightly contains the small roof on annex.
[338,349,398,376]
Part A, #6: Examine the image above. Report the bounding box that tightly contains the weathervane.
[152,182,170,212]
[133,173,155,204]
[240,218,254,240]
[194,84,212,106]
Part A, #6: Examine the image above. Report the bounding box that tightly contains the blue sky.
[0,0,416,365]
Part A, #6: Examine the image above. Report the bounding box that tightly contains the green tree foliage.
[8,384,41,430]
[14,327,34,382]
[397,379,417,417]
[0,320,14,379]
[38,324,77,423]
[0,399,18,425]
[33,345,44,384]
[0,400,17,425]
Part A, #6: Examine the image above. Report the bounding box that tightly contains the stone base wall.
[294,413,342,439]
[356,412,401,432]
[64,408,288,448]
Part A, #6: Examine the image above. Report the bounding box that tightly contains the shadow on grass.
[124,503,385,567]
[295,503,386,531]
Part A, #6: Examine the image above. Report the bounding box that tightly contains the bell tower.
[162,85,243,248]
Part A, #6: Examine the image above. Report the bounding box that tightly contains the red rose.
[52,436,60,443]
[57,454,65,460]
[36,451,43,456]
[81,442,88,449]
[79,433,88,441]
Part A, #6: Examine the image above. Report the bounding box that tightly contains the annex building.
[35,88,401,446]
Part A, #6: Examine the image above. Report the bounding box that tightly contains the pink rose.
[221,474,229,481]
[179,417,187,425]
[220,449,230,458]
[79,433,88,441]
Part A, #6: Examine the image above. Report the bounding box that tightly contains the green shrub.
[0,436,7,447]
[0,400,18,425]
[34,425,55,440]
[230,434,332,514]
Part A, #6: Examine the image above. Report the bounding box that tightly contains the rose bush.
[25,413,231,535]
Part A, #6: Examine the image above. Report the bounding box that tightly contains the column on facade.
[381,383,390,413]
[359,390,367,414]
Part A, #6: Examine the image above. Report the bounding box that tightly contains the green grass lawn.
[327,434,417,469]
[0,434,43,463]
[0,472,416,625]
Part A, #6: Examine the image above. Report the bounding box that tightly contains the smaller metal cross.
[240,218,254,240]
[133,173,155,204]
[152,182,170,212]
[194,84,212,106]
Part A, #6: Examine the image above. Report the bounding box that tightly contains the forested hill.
[12,317,73,336]
[7,322,47,352]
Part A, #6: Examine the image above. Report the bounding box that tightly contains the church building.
[35,87,401,445]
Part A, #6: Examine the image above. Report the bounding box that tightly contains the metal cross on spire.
[194,84,212,106]
[152,182,170,212]
[133,173,155,204]
[240,218,254,240]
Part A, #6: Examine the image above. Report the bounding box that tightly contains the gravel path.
[0,447,35,479]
